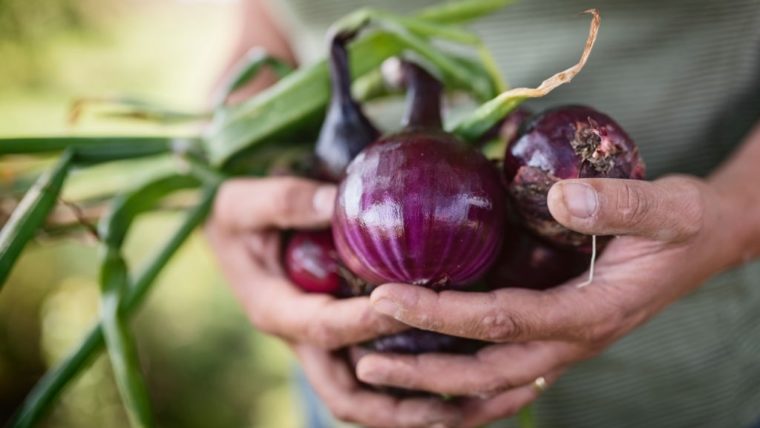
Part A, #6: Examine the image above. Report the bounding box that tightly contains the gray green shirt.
[271,0,760,426]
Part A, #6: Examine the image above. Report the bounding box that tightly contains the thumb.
[546,176,705,242]
[214,177,336,231]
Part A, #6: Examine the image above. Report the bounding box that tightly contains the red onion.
[503,105,645,248]
[332,63,505,288]
[365,329,483,355]
[348,329,484,398]
[284,230,343,295]
[333,131,505,288]
[486,224,589,290]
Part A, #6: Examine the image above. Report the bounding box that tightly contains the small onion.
[486,224,590,290]
[365,329,483,355]
[284,229,342,294]
[503,105,645,248]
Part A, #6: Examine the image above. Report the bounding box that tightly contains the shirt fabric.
[269,0,760,426]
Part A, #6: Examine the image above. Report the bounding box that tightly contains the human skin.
[206,177,462,427]
[356,123,760,427]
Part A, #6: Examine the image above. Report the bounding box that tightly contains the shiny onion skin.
[504,105,645,248]
[333,131,506,288]
[284,229,342,294]
[486,224,590,290]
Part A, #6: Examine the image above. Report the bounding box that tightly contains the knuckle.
[613,182,650,227]
[272,178,306,219]
[249,311,276,335]
[582,295,626,344]
[659,175,707,240]
[476,375,512,397]
[588,314,622,344]
[307,323,338,349]
[479,310,522,342]
[330,404,356,422]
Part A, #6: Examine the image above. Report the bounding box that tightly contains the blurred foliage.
[0,0,108,88]
[0,1,301,427]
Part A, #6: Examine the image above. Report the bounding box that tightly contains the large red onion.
[332,130,505,288]
[503,105,645,248]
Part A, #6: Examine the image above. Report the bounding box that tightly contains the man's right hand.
[206,177,462,427]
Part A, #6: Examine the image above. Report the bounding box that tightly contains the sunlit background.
[0,0,300,426]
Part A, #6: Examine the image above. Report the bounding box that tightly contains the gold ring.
[532,376,548,394]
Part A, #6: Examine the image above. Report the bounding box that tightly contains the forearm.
[707,121,760,268]
[214,0,295,100]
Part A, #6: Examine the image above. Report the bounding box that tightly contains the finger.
[294,344,462,428]
[240,276,406,349]
[546,176,704,241]
[213,177,336,232]
[459,370,563,428]
[219,236,405,348]
[356,341,579,397]
[371,283,606,342]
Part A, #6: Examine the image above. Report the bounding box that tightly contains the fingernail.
[561,182,598,218]
[312,185,336,217]
[372,298,400,318]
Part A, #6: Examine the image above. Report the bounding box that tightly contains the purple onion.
[503,105,645,248]
[284,229,342,294]
[366,329,484,355]
[332,130,505,288]
[348,329,484,398]
[486,223,590,290]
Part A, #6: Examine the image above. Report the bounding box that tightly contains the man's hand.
[207,177,405,348]
[356,175,740,427]
[207,177,462,427]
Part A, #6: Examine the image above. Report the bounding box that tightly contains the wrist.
[704,176,760,270]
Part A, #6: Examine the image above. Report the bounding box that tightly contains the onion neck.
[315,31,379,181]
[328,32,356,110]
[401,62,443,130]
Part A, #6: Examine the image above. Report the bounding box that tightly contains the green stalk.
[0,136,199,162]
[208,32,489,166]
[207,0,511,167]
[10,186,217,428]
[206,31,403,167]
[518,404,536,428]
[99,249,154,428]
[417,0,513,24]
[452,9,600,141]
[70,98,210,126]
[329,9,495,99]
[0,150,73,289]
[212,47,293,109]
[98,174,201,248]
[382,13,507,92]
[94,174,203,427]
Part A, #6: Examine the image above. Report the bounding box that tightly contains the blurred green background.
[0,0,300,426]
